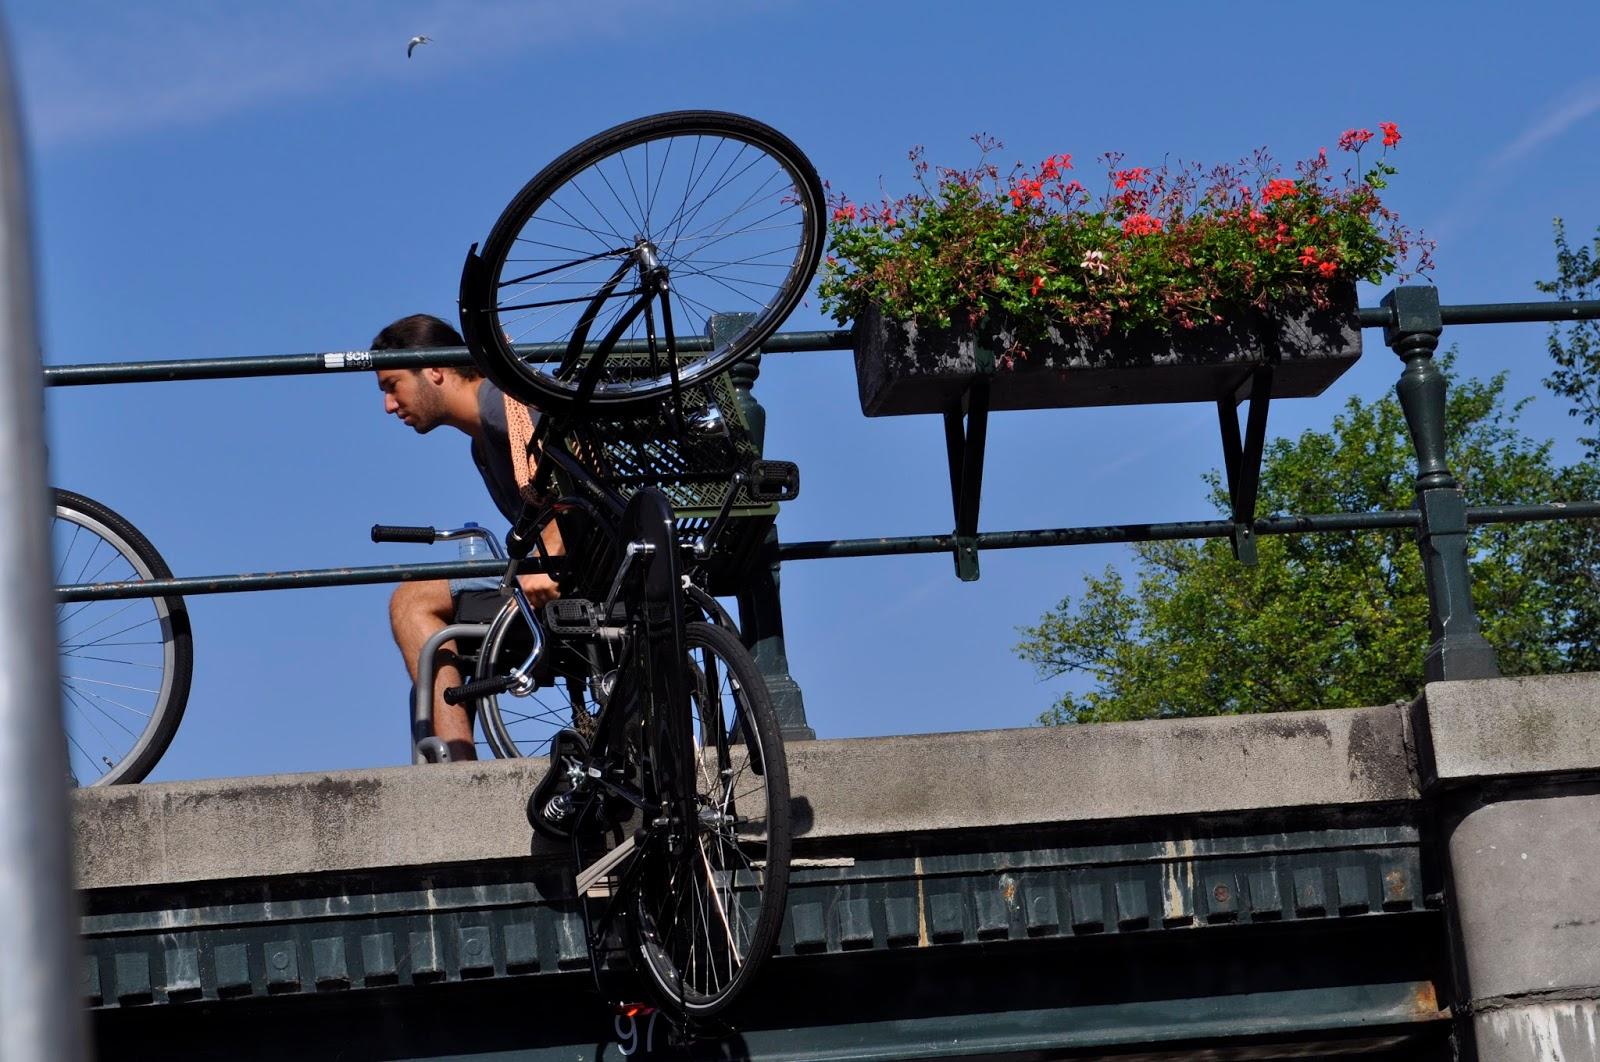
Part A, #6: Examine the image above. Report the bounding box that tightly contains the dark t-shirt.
[470,380,541,524]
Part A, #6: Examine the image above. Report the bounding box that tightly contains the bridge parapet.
[75,701,1415,890]
[72,673,1600,1061]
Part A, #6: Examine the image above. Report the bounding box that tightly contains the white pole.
[0,7,92,1060]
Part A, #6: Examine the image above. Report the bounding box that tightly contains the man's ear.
[424,366,448,387]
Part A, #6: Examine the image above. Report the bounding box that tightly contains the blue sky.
[18,0,1600,781]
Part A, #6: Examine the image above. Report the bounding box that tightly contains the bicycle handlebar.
[373,523,508,560]
[443,673,521,705]
[371,524,437,544]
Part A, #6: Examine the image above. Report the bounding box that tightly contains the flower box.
[852,283,1362,417]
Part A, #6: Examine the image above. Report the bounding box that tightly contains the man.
[373,313,561,762]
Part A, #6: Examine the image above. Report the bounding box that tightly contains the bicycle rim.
[630,621,790,1018]
[465,111,824,412]
[52,491,191,785]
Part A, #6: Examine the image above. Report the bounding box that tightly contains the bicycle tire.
[461,110,825,413]
[53,490,192,785]
[629,620,790,1019]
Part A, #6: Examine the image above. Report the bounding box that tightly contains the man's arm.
[516,450,565,607]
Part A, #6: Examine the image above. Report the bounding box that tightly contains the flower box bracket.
[941,359,1273,582]
[1216,363,1275,566]
[944,367,993,582]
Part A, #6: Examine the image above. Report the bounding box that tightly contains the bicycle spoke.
[58,597,146,645]
[55,522,84,584]
[496,286,648,315]
[498,245,631,287]
[554,173,635,250]
[663,140,752,254]
[617,147,648,240]
[63,723,103,776]
[687,265,788,311]
[646,134,674,224]
[62,682,142,743]
[61,613,163,654]
[522,175,635,250]
[592,161,647,242]
[659,136,726,255]
[698,835,742,966]
[59,675,162,696]
[667,167,788,252]
[665,202,801,271]
[61,653,163,669]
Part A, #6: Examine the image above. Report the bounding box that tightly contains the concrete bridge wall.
[71,672,1600,1061]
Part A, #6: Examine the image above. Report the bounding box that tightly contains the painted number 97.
[615,1011,660,1056]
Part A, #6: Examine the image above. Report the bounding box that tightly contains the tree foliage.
[1019,223,1600,723]
[1536,220,1600,452]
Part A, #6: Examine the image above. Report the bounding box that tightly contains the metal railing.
[46,292,1600,582]
[43,286,1600,722]
[40,300,1600,390]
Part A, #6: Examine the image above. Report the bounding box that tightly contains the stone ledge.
[73,702,1415,891]
[1424,672,1600,782]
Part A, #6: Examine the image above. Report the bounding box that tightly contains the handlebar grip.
[372,524,438,544]
[443,674,521,705]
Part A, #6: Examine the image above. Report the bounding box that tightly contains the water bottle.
[449,522,499,595]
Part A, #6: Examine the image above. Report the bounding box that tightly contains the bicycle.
[52,490,193,786]
[379,110,823,1023]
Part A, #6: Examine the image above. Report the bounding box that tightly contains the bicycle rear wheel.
[630,620,790,1019]
[52,490,192,785]
[461,110,824,413]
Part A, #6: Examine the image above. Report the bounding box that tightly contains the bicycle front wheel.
[462,111,824,413]
[630,621,790,1019]
[53,490,192,785]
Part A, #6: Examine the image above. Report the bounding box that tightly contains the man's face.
[377,368,446,434]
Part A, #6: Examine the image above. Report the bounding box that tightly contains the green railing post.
[1382,285,1501,681]
[713,313,815,741]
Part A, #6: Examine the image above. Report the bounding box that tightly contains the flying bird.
[406,35,432,58]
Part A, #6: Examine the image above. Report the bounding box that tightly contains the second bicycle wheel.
[53,490,192,786]
[629,621,790,1019]
[461,111,824,413]
[476,595,608,759]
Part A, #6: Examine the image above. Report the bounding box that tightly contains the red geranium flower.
[1261,178,1299,203]
[1338,128,1374,151]
[1039,153,1073,180]
[1114,167,1150,190]
[1380,121,1401,147]
[1121,213,1163,236]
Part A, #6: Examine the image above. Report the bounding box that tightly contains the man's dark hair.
[370,314,480,380]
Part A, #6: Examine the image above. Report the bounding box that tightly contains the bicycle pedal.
[544,598,598,634]
[747,459,800,502]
